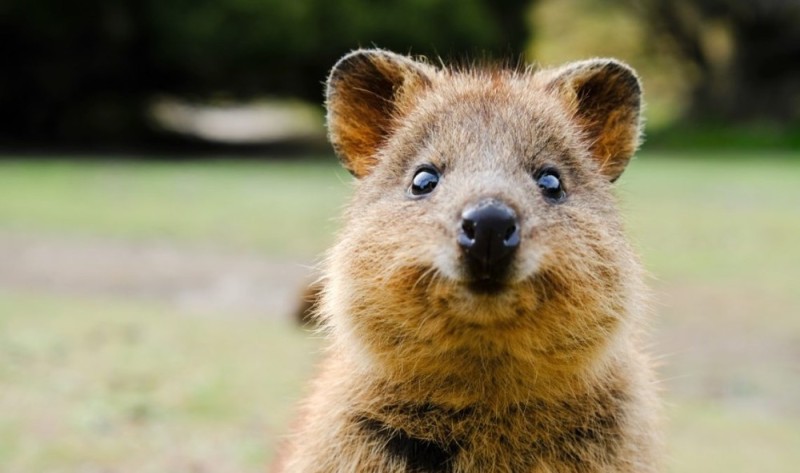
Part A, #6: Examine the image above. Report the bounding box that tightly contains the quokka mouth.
[466,277,508,295]
[461,253,516,295]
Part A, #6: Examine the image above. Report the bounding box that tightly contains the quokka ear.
[326,49,434,178]
[546,59,643,182]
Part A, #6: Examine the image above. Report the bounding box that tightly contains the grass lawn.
[0,158,351,258]
[0,291,316,472]
[0,152,798,472]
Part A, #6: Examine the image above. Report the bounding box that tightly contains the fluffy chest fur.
[351,383,631,472]
[282,352,654,473]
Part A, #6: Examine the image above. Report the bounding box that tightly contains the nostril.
[462,219,476,240]
[503,223,520,248]
[504,224,517,241]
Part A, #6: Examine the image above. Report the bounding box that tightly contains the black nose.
[457,199,520,279]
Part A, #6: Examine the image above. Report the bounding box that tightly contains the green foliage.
[1,0,528,145]
[147,0,516,99]
[532,0,800,132]
[644,123,800,150]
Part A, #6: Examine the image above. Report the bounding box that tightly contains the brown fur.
[295,278,324,326]
[275,49,661,472]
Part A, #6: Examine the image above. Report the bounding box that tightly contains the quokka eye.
[410,166,440,196]
[536,168,566,202]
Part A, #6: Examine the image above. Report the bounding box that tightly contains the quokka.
[275,49,661,473]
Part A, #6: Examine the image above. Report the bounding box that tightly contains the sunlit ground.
[0,153,798,472]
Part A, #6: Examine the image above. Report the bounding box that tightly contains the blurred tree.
[0,0,532,147]
[148,0,531,101]
[0,1,157,145]
[626,0,800,124]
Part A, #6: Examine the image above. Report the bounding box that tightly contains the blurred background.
[1,0,798,472]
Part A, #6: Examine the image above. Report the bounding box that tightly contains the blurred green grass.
[621,152,800,292]
[0,153,798,472]
[668,401,800,472]
[0,291,317,472]
[0,158,351,258]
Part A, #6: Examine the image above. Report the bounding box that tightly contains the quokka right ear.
[326,49,434,178]
[545,59,643,182]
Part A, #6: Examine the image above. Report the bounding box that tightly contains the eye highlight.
[410,166,440,197]
[535,168,566,202]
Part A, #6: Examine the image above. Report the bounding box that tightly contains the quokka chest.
[352,394,627,473]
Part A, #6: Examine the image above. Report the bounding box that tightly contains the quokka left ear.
[546,59,643,182]
[326,49,434,178]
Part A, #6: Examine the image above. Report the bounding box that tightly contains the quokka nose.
[457,199,520,274]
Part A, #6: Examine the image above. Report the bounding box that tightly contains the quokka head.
[322,49,645,367]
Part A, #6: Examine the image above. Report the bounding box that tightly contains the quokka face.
[322,50,645,375]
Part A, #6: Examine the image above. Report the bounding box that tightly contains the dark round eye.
[536,169,566,202]
[410,167,440,196]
